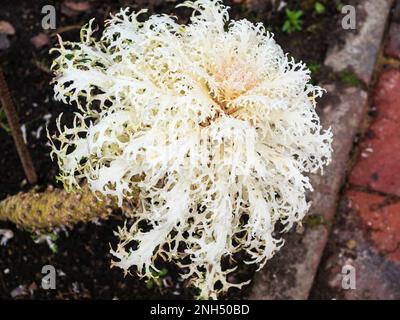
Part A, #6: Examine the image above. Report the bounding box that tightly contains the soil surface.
[0,0,339,299]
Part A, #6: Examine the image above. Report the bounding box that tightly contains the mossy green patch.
[305,214,326,228]
[338,70,361,87]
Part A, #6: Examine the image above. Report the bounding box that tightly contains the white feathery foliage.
[49,0,332,299]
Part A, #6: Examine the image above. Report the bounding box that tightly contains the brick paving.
[310,3,400,299]
[349,69,400,196]
[349,191,400,262]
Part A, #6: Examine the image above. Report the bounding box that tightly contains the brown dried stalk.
[0,67,38,184]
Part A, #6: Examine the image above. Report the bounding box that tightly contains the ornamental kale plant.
[49,0,332,299]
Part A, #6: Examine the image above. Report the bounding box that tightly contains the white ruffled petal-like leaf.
[49,0,332,299]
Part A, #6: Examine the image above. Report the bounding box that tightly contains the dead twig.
[0,68,38,184]
[48,24,83,37]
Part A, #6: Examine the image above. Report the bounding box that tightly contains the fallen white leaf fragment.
[20,124,27,144]
[10,285,28,298]
[0,229,14,246]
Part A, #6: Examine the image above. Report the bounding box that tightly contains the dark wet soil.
[0,0,339,299]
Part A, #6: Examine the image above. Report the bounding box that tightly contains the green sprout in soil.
[32,232,60,254]
[334,0,344,11]
[146,267,169,289]
[282,9,304,34]
[308,61,321,84]
[308,62,321,75]
[338,70,361,87]
[314,2,326,15]
[0,107,11,133]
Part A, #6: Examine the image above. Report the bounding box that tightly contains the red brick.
[347,190,400,262]
[349,69,400,196]
[374,69,400,121]
[0,20,15,35]
[311,190,400,299]
[385,23,400,59]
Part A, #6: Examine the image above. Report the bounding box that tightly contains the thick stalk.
[0,185,118,232]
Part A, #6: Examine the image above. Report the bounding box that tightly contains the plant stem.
[0,68,38,184]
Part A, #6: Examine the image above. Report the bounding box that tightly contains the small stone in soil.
[31,33,50,50]
[0,20,15,35]
[0,229,14,246]
[10,285,28,298]
[0,33,10,51]
[61,1,92,17]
